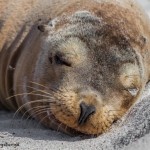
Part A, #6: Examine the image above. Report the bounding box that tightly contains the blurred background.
[137,0,150,17]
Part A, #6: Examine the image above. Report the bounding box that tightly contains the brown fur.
[0,0,150,135]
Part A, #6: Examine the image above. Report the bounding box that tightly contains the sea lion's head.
[31,10,148,135]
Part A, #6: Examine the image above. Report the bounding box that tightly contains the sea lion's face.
[34,11,145,135]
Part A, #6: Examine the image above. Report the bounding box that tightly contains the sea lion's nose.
[78,102,96,125]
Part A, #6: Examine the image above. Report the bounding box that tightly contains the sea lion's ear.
[37,25,51,32]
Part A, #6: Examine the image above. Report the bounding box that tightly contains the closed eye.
[54,55,71,67]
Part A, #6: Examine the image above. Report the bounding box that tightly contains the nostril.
[78,102,96,125]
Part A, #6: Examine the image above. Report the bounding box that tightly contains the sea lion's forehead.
[46,31,137,69]
[44,10,139,71]
[48,10,103,29]
[45,11,104,41]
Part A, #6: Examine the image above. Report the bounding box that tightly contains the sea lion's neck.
[0,25,27,110]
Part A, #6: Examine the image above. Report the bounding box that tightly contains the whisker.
[21,106,48,120]
[29,81,66,95]
[21,85,52,96]
[6,91,35,100]
[13,99,56,119]
[107,109,123,113]
[36,115,48,128]
[24,107,56,122]
[29,81,48,88]
[25,109,48,124]
[25,108,57,127]
[6,92,52,100]
[7,87,67,103]
[8,84,53,99]
[64,125,68,133]
[25,106,60,128]
[8,82,68,106]
[37,109,60,128]
[57,122,63,132]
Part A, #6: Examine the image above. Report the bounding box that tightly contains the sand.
[0,0,150,149]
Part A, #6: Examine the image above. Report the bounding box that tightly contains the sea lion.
[0,0,150,135]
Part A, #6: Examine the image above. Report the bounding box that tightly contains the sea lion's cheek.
[119,90,135,109]
[108,89,138,113]
[49,91,81,128]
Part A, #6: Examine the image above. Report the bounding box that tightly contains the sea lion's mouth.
[46,110,83,136]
